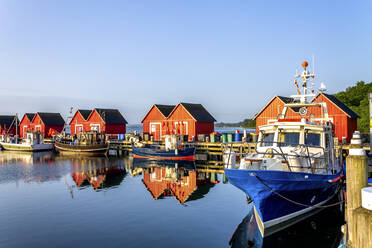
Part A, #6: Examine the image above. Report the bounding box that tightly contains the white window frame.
[75,124,84,134]
[174,121,188,135]
[90,124,100,132]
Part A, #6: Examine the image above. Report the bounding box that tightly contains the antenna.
[312,54,315,75]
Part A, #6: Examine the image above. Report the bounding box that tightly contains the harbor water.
[0,152,343,247]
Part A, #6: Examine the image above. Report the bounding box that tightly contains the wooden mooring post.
[346,131,372,247]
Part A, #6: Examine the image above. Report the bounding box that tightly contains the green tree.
[334,81,372,133]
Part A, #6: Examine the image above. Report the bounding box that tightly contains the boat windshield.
[261,132,275,146]
[305,132,321,146]
[278,131,300,147]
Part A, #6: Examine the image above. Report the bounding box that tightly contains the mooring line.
[254,175,345,208]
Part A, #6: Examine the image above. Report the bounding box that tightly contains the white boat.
[225,61,344,237]
[0,132,53,152]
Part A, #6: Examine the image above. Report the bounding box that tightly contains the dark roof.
[154,104,175,118]
[277,96,294,103]
[278,96,302,113]
[94,109,128,124]
[25,113,35,121]
[78,110,92,120]
[0,115,18,127]
[37,113,65,126]
[321,93,360,119]
[180,103,216,122]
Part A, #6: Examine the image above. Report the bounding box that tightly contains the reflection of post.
[369,93,372,155]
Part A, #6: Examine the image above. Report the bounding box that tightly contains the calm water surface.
[0,152,343,248]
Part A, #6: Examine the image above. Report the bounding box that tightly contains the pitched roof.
[253,95,289,120]
[317,93,360,119]
[0,115,18,127]
[277,96,294,104]
[154,104,176,118]
[25,113,35,121]
[37,113,65,126]
[94,109,128,124]
[78,110,92,120]
[178,103,216,122]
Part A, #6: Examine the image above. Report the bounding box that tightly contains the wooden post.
[346,131,368,246]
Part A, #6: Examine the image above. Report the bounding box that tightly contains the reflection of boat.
[55,132,108,156]
[225,62,344,237]
[133,158,195,170]
[0,151,54,165]
[1,132,53,152]
[132,135,195,160]
[229,199,344,248]
[134,159,216,204]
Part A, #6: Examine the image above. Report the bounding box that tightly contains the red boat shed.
[142,103,216,141]
[69,109,92,135]
[20,113,36,138]
[253,93,360,142]
[141,104,175,140]
[0,115,19,136]
[85,108,127,134]
[31,112,65,138]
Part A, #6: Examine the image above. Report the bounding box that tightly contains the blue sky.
[0,1,371,123]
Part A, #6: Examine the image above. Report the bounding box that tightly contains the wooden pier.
[345,132,372,247]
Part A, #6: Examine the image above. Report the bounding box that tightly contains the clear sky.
[0,0,371,123]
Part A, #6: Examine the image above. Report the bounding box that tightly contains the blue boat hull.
[132,145,195,161]
[224,169,343,236]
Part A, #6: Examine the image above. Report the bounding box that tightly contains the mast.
[15,113,18,143]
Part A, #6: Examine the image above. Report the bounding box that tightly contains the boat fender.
[175,149,178,155]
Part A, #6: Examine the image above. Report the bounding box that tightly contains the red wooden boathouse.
[141,104,175,140]
[69,109,92,135]
[84,108,127,134]
[20,113,36,138]
[30,112,65,138]
[0,115,19,136]
[142,103,216,141]
[253,93,360,142]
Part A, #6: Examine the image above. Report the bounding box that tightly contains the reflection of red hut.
[142,167,202,204]
[20,113,35,138]
[72,172,86,187]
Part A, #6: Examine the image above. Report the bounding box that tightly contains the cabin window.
[305,133,321,146]
[261,133,274,146]
[278,132,300,147]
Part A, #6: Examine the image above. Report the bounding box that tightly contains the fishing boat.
[0,131,54,152]
[132,135,195,161]
[54,132,109,156]
[225,61,344,237]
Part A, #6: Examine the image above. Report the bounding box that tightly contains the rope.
[254,174,345,208]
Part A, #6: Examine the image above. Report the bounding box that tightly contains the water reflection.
[132,158,218,204]
[229,202,344,248]
[0,151,55,165]
[70,157,127,191]
[0,151,128,190]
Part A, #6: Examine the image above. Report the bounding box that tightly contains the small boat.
[0,131,53,152]
[225,61,344,237]
[132,135,195,161]
[55,132,108,156]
